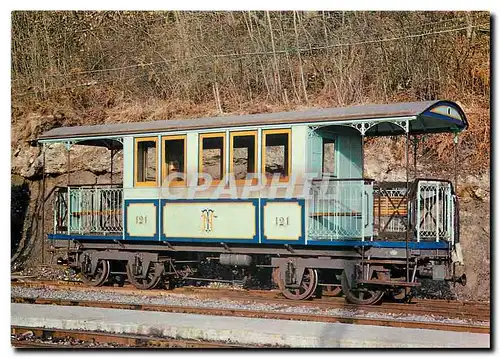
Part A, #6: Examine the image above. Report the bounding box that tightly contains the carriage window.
[199,133,225,183]
[322,138,335,176]
[135,137,157,186]
[262,129,291,181]
[230,131,256,181]
[162,135,186,184]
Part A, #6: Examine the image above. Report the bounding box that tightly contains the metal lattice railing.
[54,185,123,235]
[54,187,68,233]
[307,179,373,241]
[373,182,410,238]
[415,180,454,243]
[307,179,456,244]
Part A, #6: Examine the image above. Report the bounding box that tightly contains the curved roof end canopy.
[364,100,468,136]
[38,100,468,144]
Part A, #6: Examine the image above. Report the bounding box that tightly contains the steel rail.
[11,297,489,335]
[11,279,490,321]
[11,325,252,348]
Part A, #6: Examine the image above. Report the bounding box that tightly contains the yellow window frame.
[134,136,158,187]
[230,130,258,184]
[162,135,187,186]
[262,128,292,183]
[199,132,226,185]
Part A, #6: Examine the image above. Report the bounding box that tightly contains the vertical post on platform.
[360,128,366,276]
[361,132,365,178]
[66,142,71,186]
[41,144,46,264]
[110,147,114,185]
[405,121,410,282]
[66,141,71,250]
[453,133,459,192]
[413,136,418,180]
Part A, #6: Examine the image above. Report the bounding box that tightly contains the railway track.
[11,296,489,334]
[11,326,253,348]
[11,279,490,322]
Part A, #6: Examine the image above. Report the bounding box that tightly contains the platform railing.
[373,182,410,239]
[54,185,123,235]
[54,187,68,234]
[415,180,455,243]
[308,178,456,244]
[52,180,454,243]
[307,179,374,241]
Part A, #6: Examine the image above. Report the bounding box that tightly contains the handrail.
[67,183,123,188]
[311,177,375,183]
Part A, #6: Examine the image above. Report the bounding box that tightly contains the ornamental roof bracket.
[64,140,75,150]
[390,118,410,133]
[348,121,378,136]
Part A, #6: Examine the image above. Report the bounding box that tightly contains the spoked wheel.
[322,271,343,297]
[323,284,343,297]
[341,271,384,305]
[275,267,318,300]
[126,262,163,290]
[80,259,110,287]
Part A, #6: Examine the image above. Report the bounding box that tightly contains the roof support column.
[41,143,46,264]
[110,148,115,185]
[64,141,73,250]
[65,141,73,186]
[453,132,459,192]
[413,136,419,180]
[405,119,410,282]
[361,133,365,178]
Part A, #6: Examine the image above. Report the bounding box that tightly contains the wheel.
[323,284,343,297]
[390,287,411,302]
[341,271,384,305]
[80,259,110,287]
[126,262,163,290]
[322,271,343,297]
[275,267,318,300]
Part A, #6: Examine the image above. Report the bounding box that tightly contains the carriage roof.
[38,100,467,145]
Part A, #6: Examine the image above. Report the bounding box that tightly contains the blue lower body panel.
[48,233,449,250]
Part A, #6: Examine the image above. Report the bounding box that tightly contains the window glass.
[264,131,290,180]
[231,133,256,180]
[163,137,185,182]
[201,135,225,181]
[322,138,335,175]
[136,139,157,184]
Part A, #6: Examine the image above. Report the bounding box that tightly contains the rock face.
[12,143,123,179]
[364,137,490,301]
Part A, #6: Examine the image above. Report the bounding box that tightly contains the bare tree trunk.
[266,11,283,102]
[294,11,308,103]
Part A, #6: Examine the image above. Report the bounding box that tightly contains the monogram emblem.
[201,209,217,233]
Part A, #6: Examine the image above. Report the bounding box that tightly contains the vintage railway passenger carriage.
[39,100,467,304]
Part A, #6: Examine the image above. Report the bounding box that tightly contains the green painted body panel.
[291,126,307,177]
[308,130,323,177]
[123,136,134,189]
[309,126,362,179]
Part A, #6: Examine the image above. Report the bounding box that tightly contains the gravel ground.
[11,286,488,327]
[12,331,122,348]
[11,266,80,282]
